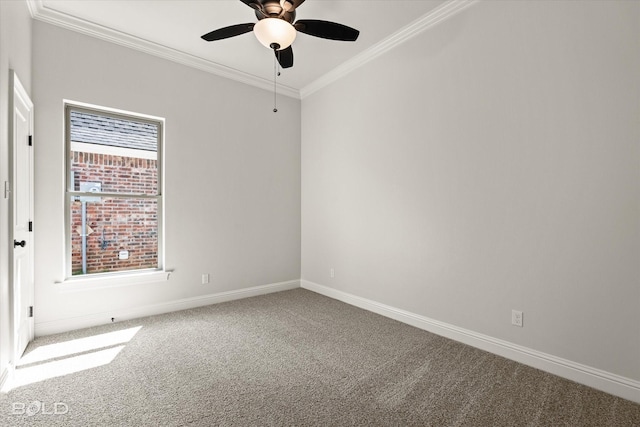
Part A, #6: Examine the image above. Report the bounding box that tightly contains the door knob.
[14,240,26,248]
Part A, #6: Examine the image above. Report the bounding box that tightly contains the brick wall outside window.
[71,151,158,275]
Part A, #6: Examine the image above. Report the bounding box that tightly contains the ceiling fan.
[201,0,360,69]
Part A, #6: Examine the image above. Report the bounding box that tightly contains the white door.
[10,71,34,361]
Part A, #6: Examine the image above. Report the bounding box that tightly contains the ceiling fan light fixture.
[253,18,296,50]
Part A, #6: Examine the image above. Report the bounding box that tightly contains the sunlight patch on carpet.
[3,326,141,391]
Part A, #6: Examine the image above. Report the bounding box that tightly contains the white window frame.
[63,101,165,282]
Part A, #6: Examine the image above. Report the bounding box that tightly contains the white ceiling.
[30,0,447,96]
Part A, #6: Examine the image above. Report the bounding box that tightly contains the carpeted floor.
[1,289,639,426]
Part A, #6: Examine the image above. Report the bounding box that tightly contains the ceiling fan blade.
[201,23,255,42]
[239,0,263,10]
[281,0,305,12]
[275,45,294,68]
[294,19,359,42]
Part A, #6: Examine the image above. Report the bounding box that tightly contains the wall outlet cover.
[512,310,523,327]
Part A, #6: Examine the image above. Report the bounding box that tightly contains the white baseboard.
[301,279,640,404]
[31,278,640,403]
[35,279,300,336]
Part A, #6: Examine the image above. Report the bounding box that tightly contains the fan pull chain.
[273,51,279,113]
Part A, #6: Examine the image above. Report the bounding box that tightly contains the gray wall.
[0,0,32,383]
[301,0,640,381]
[33,22,301,328]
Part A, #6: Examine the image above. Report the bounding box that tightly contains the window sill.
[55,270,172,293]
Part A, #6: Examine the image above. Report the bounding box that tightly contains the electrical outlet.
[330,268,335,279]
[202,273,210,284]
[512,310,523,327]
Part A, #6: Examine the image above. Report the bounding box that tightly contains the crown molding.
[26,0,477,102]
[26,0,301,99]
[300,0,478,99]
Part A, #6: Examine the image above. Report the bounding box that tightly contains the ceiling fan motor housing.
[255,0,296,23]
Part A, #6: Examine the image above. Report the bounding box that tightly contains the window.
[65,103,163,277]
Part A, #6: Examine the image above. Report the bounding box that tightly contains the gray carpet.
[1,289,639,426]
